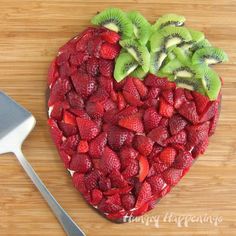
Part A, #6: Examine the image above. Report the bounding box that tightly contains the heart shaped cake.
[47,8,227,221]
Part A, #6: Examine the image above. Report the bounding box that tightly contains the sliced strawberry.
[76,117,100,141]
[103,186,133,196]
[100,42,121,60]
[48,119,63,146]
[70,51,89,66]
[48,58,59,86]
[192,91,209,114]
[174,88,187,109]
[58,150,71,168]
[69,153,92,173]
[99,194,122,214]
[90,189,103,205]
[146,87,160,99]
[118,114,144,133]
[76,28,94,51]
[144,74,175,89]
[48,78,71,106]
[89,132,107,158]
[200,101,218,123]
[109,169,128,188]
[159,98,174,118]
[139,155,150,182]
[192,139,209,158]
[143,107,162,132]
[61,135,79,155]
[184,90,193,100]
[77,140,89,153]
[169,114,188,135]
[87,35,104,58]
[86,101,104,119]
[99,59,114,77]
[121,194,135,210]
[101,146,121,173]
[122,159,139,179]
[100,30,120,44]
[147,126,169,146]
[159,147,177,165]
[133,135,154,156]
[58,121,78,137]
[123,77,140,99]
[66,91,84,109]
[86,57,99,76]
[162,168,183,186]
[135,181,152,208]
[187,122,210,146]
[84,170,101,191]
[107,126,128,150]
[50,101,69,121]
[178,101,199,124]
[120,147,138,169]
[117,92,126,110]
[71,73,97,98]
[209,106,220,136]
[173,151,194,169]
[162,89,174,105]
[89,87,109,103]
[72,172,87,194]
[133,77,148,98]
[63,111,77,125]
[147,175,166,194]
[98,177,111,192]
[165,130,187,145]
[123,91,143,107]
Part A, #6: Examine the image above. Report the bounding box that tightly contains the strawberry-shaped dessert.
[47,8,227,221]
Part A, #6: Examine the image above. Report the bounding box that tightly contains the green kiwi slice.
[171,47,191,64]
[150,26,192,52]
[119,39,150,72]
[130,66,147,79]
[192,46,228,65]
[127,11,152,45]
[161,59,198,79]
[152,13,186,31]
[190,39,212,52]
[114,53,138,82]
[197,66,221,100]
[150,49,168,75]
[91,8,133,37]
[188,29,205,43]
[174,77,204,92]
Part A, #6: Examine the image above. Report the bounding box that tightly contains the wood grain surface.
[0,0,236,235]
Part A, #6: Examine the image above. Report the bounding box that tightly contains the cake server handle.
[13,148,86,236]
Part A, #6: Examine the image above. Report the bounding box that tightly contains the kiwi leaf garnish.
[91,8,228,100]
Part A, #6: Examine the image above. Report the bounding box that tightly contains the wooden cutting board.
[0,0,236,235]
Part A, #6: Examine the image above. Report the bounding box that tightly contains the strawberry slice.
[138,155,150,182]
[178,101,199,124]
[144,74,175,89]
[89,132,107,158]
[69,153,92,173]
[133,77,148,98]
[63,111,77,125]
[192,91,209,114]
[100,30,120,44]
[147,126,169,146]
[107,126,128,150]
[118,114,144,133]
[200,101,218,123]
[121,194,135,210]
[159,147,177,165]
[173,151,194,169]
[135,181,152,208]
[48,58,59,86]
[174,88,187,109]
[147,175,166,194]
[159,98,174,118]
[133,135,154,156]
[90,189,103,205]
[77,140,89,153]
[76,117,100,141]
[162,168,183,186]
[169,114,188,135]
[143,107,162,132]
[122,159,139,179]
[165,130,187,145]
[99,59,114,77]
[99,42,121,60]
[101,146,121,173]
[162,89,174,105]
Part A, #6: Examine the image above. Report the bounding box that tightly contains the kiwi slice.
[188,29,205,43]
[127,11,152,45]
[91,8,133,38]
[174,77,204,92]
[192,46,228,65]
[150,49,167,75]
[190,39,211,52]
[152,14,186,31]
[114,53,138,82]
[197,66,221,100]
[172,47,190,63]
[161,59,197,79]
[119,39,150,72]
[150,26,192,52]
[130,66,147,79]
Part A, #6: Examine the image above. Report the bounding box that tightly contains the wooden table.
[0,0,236,235]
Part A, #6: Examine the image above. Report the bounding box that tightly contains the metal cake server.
[0,91,85,236]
